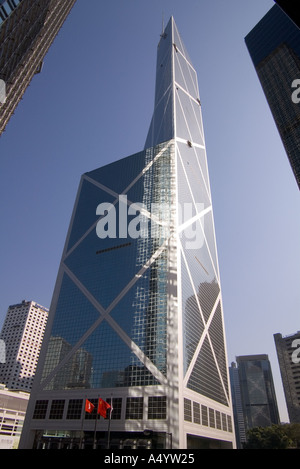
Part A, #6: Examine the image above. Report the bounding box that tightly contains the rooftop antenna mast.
[160,11,167,39]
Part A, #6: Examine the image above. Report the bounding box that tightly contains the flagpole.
[93,414,98,449]
[93,397,99,450]
[107,395,112,449]
[107,413,111,449]
[79,397,86,449]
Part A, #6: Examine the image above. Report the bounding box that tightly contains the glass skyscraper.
[0,0,77,135]
[20,17,235,450]
[245,4,300,190]
[236,355,280,432]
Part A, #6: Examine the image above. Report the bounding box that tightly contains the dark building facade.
[274,0,300,29]
[0,0,77,135]
[274,332,300,423]
[236,355,280,431]
[245,4,300,189]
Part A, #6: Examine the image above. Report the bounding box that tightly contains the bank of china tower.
[20,17,235,449]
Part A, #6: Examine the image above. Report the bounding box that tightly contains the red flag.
[85,399,95,414]
[97,398,111,418]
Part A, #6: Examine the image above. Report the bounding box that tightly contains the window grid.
[193,401,200,424]
[209,407,215,428]
[201,405,208,426]
[32,400,48,419]
[107,397,122,420]
[66,399,83,420]
[125,397,143,419]
[148,396,167,419]
[184,398,192,422]
[49,400,65,420]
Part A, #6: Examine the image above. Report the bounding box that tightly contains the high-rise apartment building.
[20,17,235,450]
[236,355,280,431]
[0,0,77,135]
[274,331,300,423]
[245,4,300,189]
[0,300,49,391]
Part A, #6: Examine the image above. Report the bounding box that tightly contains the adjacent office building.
[0,0,77,135]
[0,300,49,391]
[20,17,235,449]
[0,384,29,449]
[245,4,300,189]
[235,355,280,432]
[274,332,300,423]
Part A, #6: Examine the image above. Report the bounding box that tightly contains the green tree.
[244,425,293,449]
[282,423,300,448]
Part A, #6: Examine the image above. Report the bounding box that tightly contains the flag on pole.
[97,398,111,418]
[85,399,95,414]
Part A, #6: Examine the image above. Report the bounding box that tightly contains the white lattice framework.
[20,17,235,449]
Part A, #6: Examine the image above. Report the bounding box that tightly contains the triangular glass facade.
[40,141,174,391]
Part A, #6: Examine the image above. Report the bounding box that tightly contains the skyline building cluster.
[229,335,300,448]
[0,297,298,449]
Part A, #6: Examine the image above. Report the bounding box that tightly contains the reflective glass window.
[32,400,48,419]
[125,397,143,419]
[67,399,83,419]
[148,396,167,419]
[49,400,65,420]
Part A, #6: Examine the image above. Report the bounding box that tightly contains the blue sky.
[0,0,299,422]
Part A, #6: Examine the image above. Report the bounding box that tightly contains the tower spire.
[145,17,203,151]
